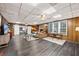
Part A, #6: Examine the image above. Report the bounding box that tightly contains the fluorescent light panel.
[42,7,56,14]
[15,22,21,23]
[53,14,62,18]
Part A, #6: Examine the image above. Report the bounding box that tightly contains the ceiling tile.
[71,3,79,12]
[54,3,70,11]
[0,3,79,25]
[19,3,35,20]
[4,3,20,13]
[36,3,52,11]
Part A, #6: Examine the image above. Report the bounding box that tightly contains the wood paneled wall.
[63,17,79,42]
[75,17,79,42]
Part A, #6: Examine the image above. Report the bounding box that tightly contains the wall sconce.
[44,24,48,26]
[75,27,79,32]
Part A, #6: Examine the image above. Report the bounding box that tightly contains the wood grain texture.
[66,17,79,42]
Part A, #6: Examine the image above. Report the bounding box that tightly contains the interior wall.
[31,25,39,33]
[14,24,20,35]
[27,26,32,34]
[9,23,14,36]
[39,24,48,33]
[75,17,79,42]
[13,24,27,35]
[63,17,79,42]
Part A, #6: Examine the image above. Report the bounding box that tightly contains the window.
[48,20,67,35]
[48,23,52,33]
[53,22,58,34]
[60,20,67,35]
[52,23,54,33]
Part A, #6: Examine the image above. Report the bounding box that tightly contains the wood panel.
[67,19,74,42]
[67,17,79,42]
[72,18,76,42]
[75,17,79,42]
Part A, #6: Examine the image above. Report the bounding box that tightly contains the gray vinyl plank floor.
[0,35,79,56]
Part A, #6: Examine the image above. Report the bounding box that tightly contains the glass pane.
[48,23,52,33]
[54,22,58,34]
[60,20,67,35]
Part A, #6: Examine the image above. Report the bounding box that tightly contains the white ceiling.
[0,3,79,25]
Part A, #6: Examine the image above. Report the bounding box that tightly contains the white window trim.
[50,20,68,35]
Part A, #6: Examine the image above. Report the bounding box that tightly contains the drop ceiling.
[0,3,79,25]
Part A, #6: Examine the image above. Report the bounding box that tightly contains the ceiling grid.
[0,3,79,25]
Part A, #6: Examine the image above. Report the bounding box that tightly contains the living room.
[0,3,79,56]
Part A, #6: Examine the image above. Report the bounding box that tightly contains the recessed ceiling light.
[41,15,46,20]
[53,14,62,18]
[42,7,56,14]
[15,22,21,23]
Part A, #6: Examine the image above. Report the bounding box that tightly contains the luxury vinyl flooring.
[0,35,79,56]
